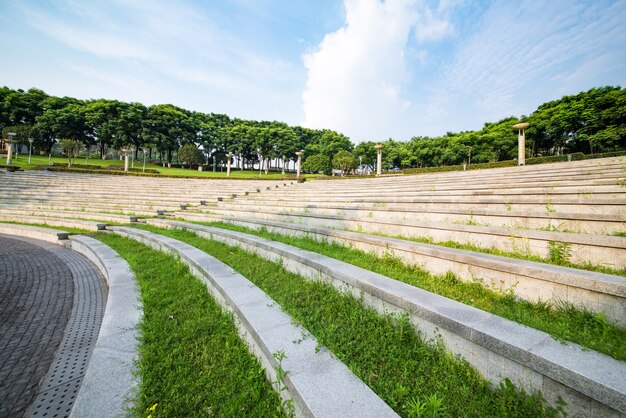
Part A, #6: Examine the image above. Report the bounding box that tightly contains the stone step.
[147,219,626,417]
[110,226,397,418]
[217,198,625,216]
[179,214,626,327]
[0,202,169,215]
[197,204,625,234]
[0,215,107,231]
[0,208,134,223]
[184,208,626,268]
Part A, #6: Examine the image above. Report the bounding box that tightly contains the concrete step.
[179,214,626,327]
[111,226,397,418]
[196,204,625,235]
[148,219,626,417]
[183,208,626,268]
[217,198,626,215]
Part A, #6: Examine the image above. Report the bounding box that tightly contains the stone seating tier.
[178,210,626,268]
[193,204,625,235]
[110,226,397,418]
[147,218,626,417]
[176,215,626,326]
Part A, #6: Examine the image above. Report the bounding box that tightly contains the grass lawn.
[5,154,323,179]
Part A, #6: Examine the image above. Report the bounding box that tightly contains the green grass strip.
[96,233,285,418]
[200,221,626,361]
[133,224,565,417]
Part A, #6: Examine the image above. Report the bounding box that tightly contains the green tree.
[60,139,83,167]
[302,153,331,174]
[332,150,355,176]
[178,143,204,168]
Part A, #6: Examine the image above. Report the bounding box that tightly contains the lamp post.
[295,150,304,178]
[359,155,363,175]
[257,148,262,178]
[122,147,129,172]
[6,132,16,165]
[226,152,233,177]
[375,143,383,176]
[143,147,147,173]
[512,122,529,166]
[28,137,34,164]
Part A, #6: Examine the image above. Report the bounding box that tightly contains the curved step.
[176,215,626,327]
[68,236,140,417]
[0,224,139,416]
[109,226,397,418]
[184,208,626,268]
[147,219,626,417]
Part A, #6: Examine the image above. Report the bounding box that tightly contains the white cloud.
[15,0,303,122]
[414,1,458,43]
[420,0,626,135]
[302,0,422,141]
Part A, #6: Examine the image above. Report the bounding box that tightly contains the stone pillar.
[375,144,383,176]
[512,122,529,166]
[282,155,286,175]
[226,152,233,177]
[296,151,304,178]
[518,130,525,165]
[124,152,129,172]
[6,133,15,165]
[6,142,13,165]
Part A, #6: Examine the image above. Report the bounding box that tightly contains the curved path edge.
[109,225,398,418]
[68,235,140,418]
[0,223,140,418]
[149,219,626,417]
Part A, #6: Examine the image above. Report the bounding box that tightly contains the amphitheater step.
[109,226,398,418]
[146,218,626,417]
[177,215,626,326]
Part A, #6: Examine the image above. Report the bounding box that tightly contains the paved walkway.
[0,234,106,418]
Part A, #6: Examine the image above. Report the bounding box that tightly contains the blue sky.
[1,0,625,142]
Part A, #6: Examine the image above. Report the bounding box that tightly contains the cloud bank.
[302,0,420,141]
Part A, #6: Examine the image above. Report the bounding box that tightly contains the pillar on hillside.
[375,143,383,176]
[296,150,304,178]
[226,152,233,177]
[512,122,529,166]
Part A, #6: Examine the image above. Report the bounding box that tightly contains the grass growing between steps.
[380,232,626,278]
[203,222,626,361]
[133,224,565,417]
[95,233,286,418]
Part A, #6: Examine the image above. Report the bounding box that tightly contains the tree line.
[1,85,624,173]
